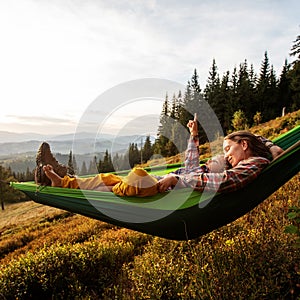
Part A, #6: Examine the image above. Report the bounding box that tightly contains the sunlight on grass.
[0,111,299,298]
[0,175,299,299]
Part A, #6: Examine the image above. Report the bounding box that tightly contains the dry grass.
[0,201,65,230]
[0,111,299,299]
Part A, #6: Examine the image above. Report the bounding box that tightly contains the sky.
[0,0,299,137]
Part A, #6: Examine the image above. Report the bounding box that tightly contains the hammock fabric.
[11,126,300,240]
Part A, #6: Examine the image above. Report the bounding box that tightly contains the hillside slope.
[0,111,299,299]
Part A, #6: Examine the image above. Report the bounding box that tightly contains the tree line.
[79,34,299,172]
[77,136,154,174]
[153,35,300,157]
[2,34,300,182]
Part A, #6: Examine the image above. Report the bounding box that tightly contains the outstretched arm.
[185,113,200,170]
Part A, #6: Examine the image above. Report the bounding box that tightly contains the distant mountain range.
[0,131,155,157]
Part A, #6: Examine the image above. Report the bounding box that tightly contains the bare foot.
[43,164,63,187]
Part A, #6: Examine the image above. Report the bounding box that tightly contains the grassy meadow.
[0,112,299,299]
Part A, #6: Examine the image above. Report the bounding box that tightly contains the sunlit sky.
[0,0,299,136]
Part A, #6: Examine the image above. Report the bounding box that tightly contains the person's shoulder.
[249,156,270,163]
[241,156,270,167]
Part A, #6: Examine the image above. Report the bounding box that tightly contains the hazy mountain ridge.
[0,132,156,173]
[0,131,154,156]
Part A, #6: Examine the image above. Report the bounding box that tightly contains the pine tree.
[249,64,257,88]
[290,35,300,60]
[169,92,188,154]
[0,166,24,208]
[204,59,224,130]
[176,91,182,120]
[268,65,279,117]
[128,143,140,168]
[142,135,153,162]
[25,167,34,181]
[165,139,178,157]
[204,59,219,102]
[236,60,256,124]
[256,51,273,120]
[220,71,232,132]
[155,94,171,155]
[99,150,114,173]
[170,94,177,119]
[185,69,209,143]
[189,68,202,114]
[230,67,239,113]
[288,34,300,110]
[277,59,292,114]
[67,151,75,175]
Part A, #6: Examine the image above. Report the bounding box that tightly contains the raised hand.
[187,113,198,137]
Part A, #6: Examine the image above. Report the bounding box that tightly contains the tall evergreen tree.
[189,68,202,114]
[169,91,188,154]
[170,94,178,119]
[180,81,192,125]
[0,166,24,208]
[176,90,183,120]
[230,67,239,112]
[99,150,114,173]
[255,51,277,120]
[220,71,232,132]
[186,69,209,143]
[204,59,224,130]
[277,59,292,114]
[67,151,75,175]
[204,59,219,102]
[128,143,140,168]
[268,65,279,117]
[288,34,300,110]
[155,94,171,155]
[290,34,300,60]
[25,167,34,181]
[236,60,256,123]
[249,63,257,88]
[142,135,153,163]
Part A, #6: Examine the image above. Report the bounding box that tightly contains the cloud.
[0,115,77,135]
[0,0,299,135]
[6,115,77,125]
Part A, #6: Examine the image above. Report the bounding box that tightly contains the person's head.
[206,154,227,173]
[223,131,271,167]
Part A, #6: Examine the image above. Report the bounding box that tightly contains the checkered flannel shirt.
[178,136,270,193]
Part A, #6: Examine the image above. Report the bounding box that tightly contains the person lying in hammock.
[35,116,283,197]
[36,147,225,197]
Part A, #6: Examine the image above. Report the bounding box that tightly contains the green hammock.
[11,126,300,240]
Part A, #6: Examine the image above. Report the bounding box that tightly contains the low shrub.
[0,240,135,299]
[115,176,300,299]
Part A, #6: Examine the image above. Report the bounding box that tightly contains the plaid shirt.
[178,136,270,193]
[173,136,208,176]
